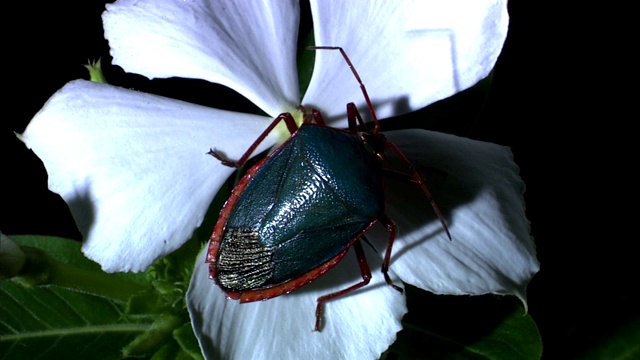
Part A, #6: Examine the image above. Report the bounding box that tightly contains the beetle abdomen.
[217,227,275,291]
[215,124,385,292]
[268,218,372,283]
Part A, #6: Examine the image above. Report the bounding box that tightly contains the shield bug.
[207,46,451,331]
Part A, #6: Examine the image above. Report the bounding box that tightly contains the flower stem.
[14,246,145,302]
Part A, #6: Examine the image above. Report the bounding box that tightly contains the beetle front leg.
[208,112,299,168]
[309,46,381,133]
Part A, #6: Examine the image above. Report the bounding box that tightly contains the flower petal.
[103,0,300,117]
[21,80,276,272]
[304,0,508,123]
[188,245,406,359]
[368,130,538,303]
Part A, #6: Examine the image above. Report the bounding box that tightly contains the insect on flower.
[206,46,451,331]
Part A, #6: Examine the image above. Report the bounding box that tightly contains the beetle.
[207,46,451,331]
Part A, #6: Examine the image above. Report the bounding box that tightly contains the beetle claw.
[383,272,404,293]
[208,148,241,168]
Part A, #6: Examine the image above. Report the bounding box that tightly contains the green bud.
[11,245,55,286]
[0,232,26,279]
[84,58,108,84]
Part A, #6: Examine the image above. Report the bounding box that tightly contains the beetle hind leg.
[382,143,452,240]
[378,215,403,293]
[314,240,372,331]
[313,216,405,331]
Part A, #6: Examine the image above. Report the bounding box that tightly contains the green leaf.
[0,281,151,359]
[383,286,542,360]
[577,315,640,360]
[8,235,147,283]
[123,314,182,357]
[0,233,25,279]
[0,235,203,359]
[297,30,315,99]
[8,235,147,300]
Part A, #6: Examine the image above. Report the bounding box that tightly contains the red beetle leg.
[346,102,368,133]
[309,46,380,134]
[310,109,327,126]
[208,112,299,168]
[314,239,372,331]
[377,215,403,293]
[383,142,452,240]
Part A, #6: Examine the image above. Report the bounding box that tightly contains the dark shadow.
[389,286,529,358]
[64,186,96,243]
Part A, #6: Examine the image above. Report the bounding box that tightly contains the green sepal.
[174,322,205,360]
[84,58,108,84]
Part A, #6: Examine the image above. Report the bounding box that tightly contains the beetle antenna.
[308,46,380,135]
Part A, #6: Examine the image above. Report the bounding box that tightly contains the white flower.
[20,0,538,359]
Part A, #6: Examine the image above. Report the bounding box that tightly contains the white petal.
[103,0,300,117]
[304,0,508,123]
[21,80,276,272]
[187,245,406,360]
[367,130,538,303]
